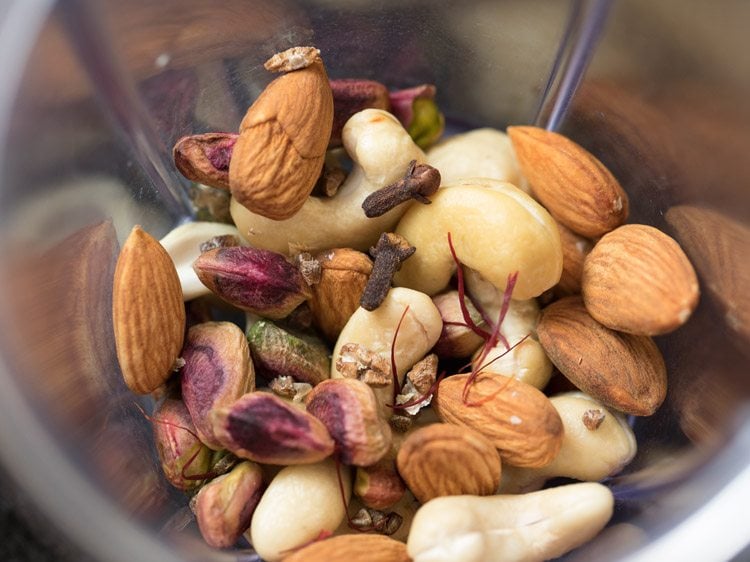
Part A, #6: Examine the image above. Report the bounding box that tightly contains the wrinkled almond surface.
[537,297,667,416]
[113,226,185,394]
[508,125,628,238]
[229,52,333,220]
[281,534,410,562]
[434,373,563,468]
[396,423,501,503]
[582,224,699,335]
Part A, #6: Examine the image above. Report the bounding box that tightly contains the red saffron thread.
[134,402,213,482]
[461,334,529,406]
[390,305,410,405]
[447,232,492,340]
[333,453,377,533]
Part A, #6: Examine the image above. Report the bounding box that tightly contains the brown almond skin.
[508,126,629,238]
[308,248,373,343]
[230,57,333,220]
[582,224,700,335]
[396,423,501,503]
[113,226,185,394]
[434,373,563,468]
[555,221,594,296]
[281,534,410,562]
[305,378,392,467]
[212,392,335,465]
[537,296,667,416]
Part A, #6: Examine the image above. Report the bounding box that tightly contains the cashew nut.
[249,458,351,562]
[332,287,443,418]
[159,221,240,300]
[393,178,563,299]
[406,482,614,562]
[230,109,425,255]
[426,128,527,191]
[500,392,637,494]
[464,268,552,390]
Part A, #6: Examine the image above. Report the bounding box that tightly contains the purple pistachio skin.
[193,247,312,319]
[173,133,238,190]
[152,398,213,491]
[388,84,437,128]
[181,321,255,450]
[329,79,390,146]
[212,392,335,465]
[194,461,265,548]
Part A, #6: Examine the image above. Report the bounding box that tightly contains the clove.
[360,233,416,311]
[361,160,440,218]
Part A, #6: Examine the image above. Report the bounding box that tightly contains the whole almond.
[281,534,410,562]
[308,248,373,342]
[582,224,699,335]
[113,226,185,394]
[434,373,563,468]
[396,423,501,503]
[508,125,629,238]
[537,296,667,416]
[229,47,333,220]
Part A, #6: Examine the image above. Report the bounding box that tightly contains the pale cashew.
[230,109,425,255]
[249,458,351,562]
[159,221,240,301]
[406,482,614,562]
[393,178,563,299]
[426,128,527,191]
[332,287,443,418]
[464,268,552,390]
[500,392,637,494]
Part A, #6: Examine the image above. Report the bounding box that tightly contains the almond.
[582,224,699,335]
[666,205,750,343]
[537,296,667,416]
[281,534,410,562]
[433,373,563,468]
[508,125,629,238]
[113,226,185,394]
[555,221,593,296]
[396,423,501,503]
[229,47,333,220]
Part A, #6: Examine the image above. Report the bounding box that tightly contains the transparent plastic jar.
[1,1,748,561]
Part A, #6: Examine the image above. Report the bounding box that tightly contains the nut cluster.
[108,45,701,562]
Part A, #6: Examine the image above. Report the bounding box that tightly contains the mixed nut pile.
[112,47,700,561]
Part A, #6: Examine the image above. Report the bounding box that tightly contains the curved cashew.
[393,178,562,300]
[406,482,614,562]
[159,221,240,300]
[426,128,527,191]
[464,268,552,390]
[231,109,425,255]
[500,392,637,494]
[249,459,351,562]
[332,287,443,418]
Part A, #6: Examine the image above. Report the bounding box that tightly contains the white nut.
[500,392,637,494]
[426,128,527,191]
[230,109,425,255]
[159,221,240,300]
[465,268,552,389]
[332,287,443,418]
[393,178,563,300]
[407,482,614,562]
[249,458,351,562]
